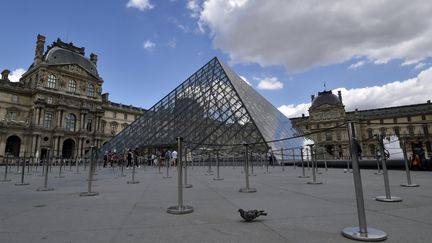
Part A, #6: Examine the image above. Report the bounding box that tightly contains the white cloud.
[348,61,365,70]
[256,76,283,90]
[9,68,26,82]
[168,38,177,48]
[126,0,154,11]
[143,40,156,51]
[187,0,202,18]
[239,75,251,86]
[195,0,432,71]
[414,62,427,70]
[279,66,432,118]
[278,103,310,118]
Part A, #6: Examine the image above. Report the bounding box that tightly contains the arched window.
[47,74,56,89]
[87,84,95,97]
[68,80,77,93]
[65,113,76,132]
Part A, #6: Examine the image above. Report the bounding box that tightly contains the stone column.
[58,136,64,158]
[53,136,59,156]
[34,107,40,125]
[0,132,6,158]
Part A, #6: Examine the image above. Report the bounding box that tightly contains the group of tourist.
[103,149,139,169]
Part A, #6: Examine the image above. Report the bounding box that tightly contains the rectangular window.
[11,95,18,103]
[124,113,128,120]
[422,115,426,121]
[393,118,397,124]
[7,112,17,121]
[407,116,411,122]
[113,112,117,119]
[423,125,429,135]
[43,113,52,128]
[47,96,53,104]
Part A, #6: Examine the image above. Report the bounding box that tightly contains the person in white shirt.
[171,150,178,166]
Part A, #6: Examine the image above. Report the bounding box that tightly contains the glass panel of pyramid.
[101,57,303,160]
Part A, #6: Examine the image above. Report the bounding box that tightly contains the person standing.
[267,148,274,166]
[171,150,178,167]
[126,149,132,168]
[103,151,108,168]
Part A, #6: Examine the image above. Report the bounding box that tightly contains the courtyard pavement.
[0,163,431,243]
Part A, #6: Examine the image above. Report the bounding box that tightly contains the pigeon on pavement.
[238,209,267,222]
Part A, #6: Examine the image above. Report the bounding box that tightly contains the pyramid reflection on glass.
[101,57,303,159]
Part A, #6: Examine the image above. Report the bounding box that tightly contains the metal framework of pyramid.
[100,57,303,159]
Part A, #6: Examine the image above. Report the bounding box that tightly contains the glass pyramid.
[100,57,303,160]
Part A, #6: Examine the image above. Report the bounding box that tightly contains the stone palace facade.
[0,35,145,159]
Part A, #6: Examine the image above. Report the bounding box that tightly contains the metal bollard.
[56,159,65,178]
[37,152,54,191]
[323,151,328,171]
[400,140,419,187]
[167,137,194,214]
[342,121,387,241]
[213,151,224,181]
[374,157,383,175]
[15,154,30,186]
[250,151,256,176]
[184,155,193,188]
[1,155,11,182]
[80,147,99,196]
[298,148,309,178]
[26,156,32,175]
[307,145,322,185]
[205,153,214,175]
[292,149,296,169]
[375,134,402,202]
[75,157,81,174]
[239,144,257,193]
[127,155,139,184]
[163,157,172,179]
[281,148,285,172]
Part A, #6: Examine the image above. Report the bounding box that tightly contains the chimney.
[338,90,343,103]
[34,34,46,65]
[1,69,10,80]
[90,53,98,66]
[311,95,315,102]
[102,93,109,102]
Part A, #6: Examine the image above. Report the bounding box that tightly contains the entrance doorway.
[5,135,21,157]
[62,139,75,159]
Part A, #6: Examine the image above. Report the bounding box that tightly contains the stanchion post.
[163,153,172,179]
[127,151,139,184]
[184,147,193,188]
[307,145,322,185]
[1,154,11,182]
[239,144,257,193]
[374,157,382,175]
[323,149,328,171]
[15,152,30,186]
[299,148,309,178]
[213,150,224,180]
[281,148,285,171]
[400,139,419,187]
[80,147,99,196]
[57,157,64,178]
[341,121,387,241]
[375,134,402,202]
[205,152,214,175]
[37,150,54,191]
[167,137,194,214]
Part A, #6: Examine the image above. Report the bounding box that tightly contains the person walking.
[267,148,274,166]
[126,149,132,168]
[171,150,178,167]
[103,151,108,168]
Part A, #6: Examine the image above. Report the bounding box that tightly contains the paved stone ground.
[0,163,431,243]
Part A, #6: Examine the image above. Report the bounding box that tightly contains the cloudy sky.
[1,0,432,118]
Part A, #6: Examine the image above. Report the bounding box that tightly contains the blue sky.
[2,0,432,118]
